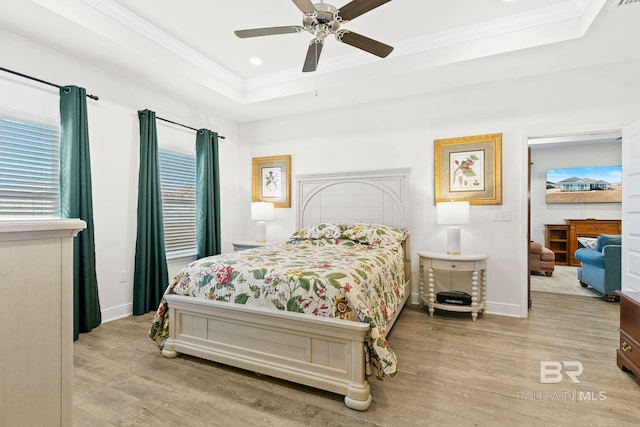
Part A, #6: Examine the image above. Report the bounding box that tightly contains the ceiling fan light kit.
[234,0,394,72]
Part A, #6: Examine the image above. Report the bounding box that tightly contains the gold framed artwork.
[434,133,502,205]
[252,155,291,208]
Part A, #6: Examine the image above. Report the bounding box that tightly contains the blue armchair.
[574,234,622,302]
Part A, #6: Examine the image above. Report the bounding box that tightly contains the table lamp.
[251,202,274,243]
[437,201,470,255]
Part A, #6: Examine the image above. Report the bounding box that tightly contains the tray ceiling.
[1,0,638,122]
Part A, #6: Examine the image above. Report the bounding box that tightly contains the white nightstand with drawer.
[417,251,488,321]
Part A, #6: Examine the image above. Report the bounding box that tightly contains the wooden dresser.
[567,219,621,266]
[546,219,621,267]
[0,219,85,427]
[617,291,640,378]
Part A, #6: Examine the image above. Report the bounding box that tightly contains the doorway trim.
[524,129,622,311]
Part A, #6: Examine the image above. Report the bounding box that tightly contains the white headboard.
[296,168,411,230]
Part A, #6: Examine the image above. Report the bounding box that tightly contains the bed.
[149,168,411,410]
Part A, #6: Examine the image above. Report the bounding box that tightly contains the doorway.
[527,131,622,303]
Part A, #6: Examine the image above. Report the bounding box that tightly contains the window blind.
[0,116,60,219]
[158,149,196,256]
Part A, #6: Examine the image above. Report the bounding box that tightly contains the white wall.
[3,25,640,321]
[0,28,241,322]
[239,57,640,318]
[529,142,622,245]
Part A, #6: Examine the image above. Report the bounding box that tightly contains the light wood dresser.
[545,219,621,267]
[617,291,640,378]
[566,219,621,266]
[0,219,85,427]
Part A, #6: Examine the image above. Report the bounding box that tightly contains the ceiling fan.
[234,0,394,72]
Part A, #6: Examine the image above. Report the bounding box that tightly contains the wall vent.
[618,0,640,5]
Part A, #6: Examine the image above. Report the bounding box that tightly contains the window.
[0,115,60,219]
[158,149,196,257]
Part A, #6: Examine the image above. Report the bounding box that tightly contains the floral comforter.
[149,222,408,379]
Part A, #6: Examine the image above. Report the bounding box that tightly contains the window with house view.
[0,115,60,219]
[158,149,196,257]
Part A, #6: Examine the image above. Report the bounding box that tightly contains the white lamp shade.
[251,202,274,221]
[436,201,470,225]
[437,201,469,255]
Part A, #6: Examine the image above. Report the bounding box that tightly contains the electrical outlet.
[118,270,127,283]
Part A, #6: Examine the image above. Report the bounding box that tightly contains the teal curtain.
[59,85,102,341]
[133,109,169,315]
[196,129,221,258]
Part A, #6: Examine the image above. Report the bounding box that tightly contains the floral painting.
[434,133,502,205]
[252,155,291,208]
[261,167,282,197]
[450,150,485,191]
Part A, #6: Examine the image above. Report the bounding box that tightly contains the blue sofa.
[574,234,622,302]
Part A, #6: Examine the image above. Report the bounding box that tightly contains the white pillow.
[577,237,598,250]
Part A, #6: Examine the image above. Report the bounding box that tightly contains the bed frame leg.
[344,382,372,411]
[161,339,178,358]
[161,349,178,358]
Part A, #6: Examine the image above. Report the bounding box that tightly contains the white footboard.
[162,294,373,410]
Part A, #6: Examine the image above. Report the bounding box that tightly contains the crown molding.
[244,1,592,91]
[395,2,583,57]
[82,0,244,90]
[573,0,592,13]
[81,0,600,94]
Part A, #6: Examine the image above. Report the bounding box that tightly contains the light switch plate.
[493,210,512,222]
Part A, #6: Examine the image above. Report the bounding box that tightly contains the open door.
[622,120,640,291]
[527,146,532,308]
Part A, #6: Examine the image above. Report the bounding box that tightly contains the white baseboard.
[410,292,420,305]
[485,301,523,318]
[410,292,524,318]
[101,303,132,323]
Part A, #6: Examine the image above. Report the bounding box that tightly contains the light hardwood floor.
[73,292,640,426]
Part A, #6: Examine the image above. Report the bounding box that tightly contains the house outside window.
[0,115,60,219]
[158,149,196,258]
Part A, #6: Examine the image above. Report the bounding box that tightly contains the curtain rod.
[156,116,226,140]
[0,66,99,100]
[1,67,226,139]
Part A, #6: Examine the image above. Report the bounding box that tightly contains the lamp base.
[446,226,461,255]
[256,220,267,243]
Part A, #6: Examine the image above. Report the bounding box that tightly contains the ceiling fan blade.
[338,31,393,58]
[292,0,316,15]
[337,0,391,21]
[302,40,324,72]
[234,26,303,38]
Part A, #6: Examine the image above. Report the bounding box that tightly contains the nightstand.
[232,241,275,251]
[418,251,488,321]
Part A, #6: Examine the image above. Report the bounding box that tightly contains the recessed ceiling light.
[249,57,263,66]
